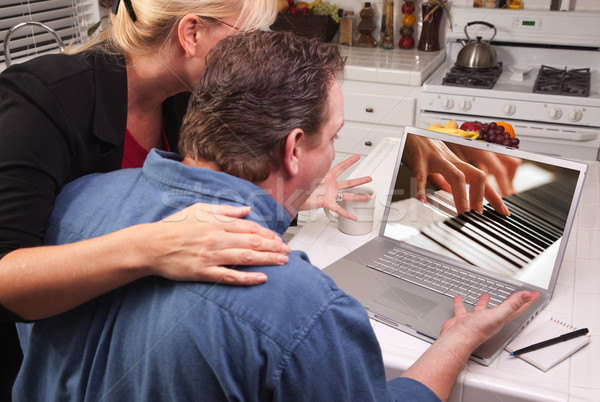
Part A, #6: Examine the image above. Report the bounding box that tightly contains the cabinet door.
[336,122,404,156]
[342,82,418,127]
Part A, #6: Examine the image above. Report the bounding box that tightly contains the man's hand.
[401,290,540,401]
[440,291,540,348]
[300,155,372,220]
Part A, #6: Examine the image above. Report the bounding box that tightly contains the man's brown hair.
[178,30,345,182]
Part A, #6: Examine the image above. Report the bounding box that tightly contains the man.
[14,31,538,401]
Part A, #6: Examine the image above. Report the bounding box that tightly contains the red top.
[121,128,170,169]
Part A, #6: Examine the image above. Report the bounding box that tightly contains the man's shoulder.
[46,168,152,243]
[55,168,141,209]
[178,250,360,347]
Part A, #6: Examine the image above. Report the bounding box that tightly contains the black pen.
[510,328,589,356]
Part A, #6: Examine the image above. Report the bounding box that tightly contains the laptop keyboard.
[367,247,516,307]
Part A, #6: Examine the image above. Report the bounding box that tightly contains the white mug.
[325,187,376,236]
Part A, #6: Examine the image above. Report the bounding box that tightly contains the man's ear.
[282,128,305,177]
[177,14,203,57]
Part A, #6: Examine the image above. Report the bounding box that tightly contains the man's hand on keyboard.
[439,291,540,349]
[401,290,540,401]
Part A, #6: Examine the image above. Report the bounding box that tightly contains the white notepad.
[506,317,591,372]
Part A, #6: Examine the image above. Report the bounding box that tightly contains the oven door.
[418,112,600,161]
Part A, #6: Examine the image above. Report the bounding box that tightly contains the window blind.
[1,0,99,67]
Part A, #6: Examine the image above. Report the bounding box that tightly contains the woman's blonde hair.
[73,0,277,55]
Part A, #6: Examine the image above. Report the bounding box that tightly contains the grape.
[312,2,340,22]
[468,120,521,148]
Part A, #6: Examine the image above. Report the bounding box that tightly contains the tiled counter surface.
[339,46,445,86]
[286,138,600,402]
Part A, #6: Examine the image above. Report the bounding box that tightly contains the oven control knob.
[548,107,562,120]
[459,99,472,111]
[567,109,583,122]
[503,103,516,116]
[440,97,454,110]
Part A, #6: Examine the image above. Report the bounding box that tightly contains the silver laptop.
[323,126,588,365]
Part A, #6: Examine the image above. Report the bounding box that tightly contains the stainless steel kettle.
[456,21,497,69]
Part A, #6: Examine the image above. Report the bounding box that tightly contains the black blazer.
[0,50,190,321]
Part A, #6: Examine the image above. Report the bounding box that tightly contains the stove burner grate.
[533,65,590,97]
[442,63,503,89]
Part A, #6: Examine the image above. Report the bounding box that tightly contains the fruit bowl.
[271,13,339,42]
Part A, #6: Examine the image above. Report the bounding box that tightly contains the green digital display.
[522,20,536,26]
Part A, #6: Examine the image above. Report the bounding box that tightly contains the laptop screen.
[382,130,586,291]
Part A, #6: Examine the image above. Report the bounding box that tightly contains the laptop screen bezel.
[379,126,589,294]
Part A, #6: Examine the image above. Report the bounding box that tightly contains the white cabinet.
[337,80,421,158]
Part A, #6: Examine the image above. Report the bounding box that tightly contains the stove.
[533,66,591,97]
[419,8,600,161]
[442,63,503,89]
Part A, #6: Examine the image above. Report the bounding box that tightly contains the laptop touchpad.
[374,288,438,318]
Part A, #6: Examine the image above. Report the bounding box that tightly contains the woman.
[0,0,369,326]
[0,2,372,395]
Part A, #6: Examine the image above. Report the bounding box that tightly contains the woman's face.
[186,15,242,88]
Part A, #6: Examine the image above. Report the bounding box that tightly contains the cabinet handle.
[365,141,372,146]
[365,107,374,113]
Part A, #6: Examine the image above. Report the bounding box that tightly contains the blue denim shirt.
[15,150,440,402]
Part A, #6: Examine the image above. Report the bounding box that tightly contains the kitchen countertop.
[285,137,600,402]
[339,46,445,86]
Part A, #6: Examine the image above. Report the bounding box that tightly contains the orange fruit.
[402,14,416,27]
[496,121,515,138]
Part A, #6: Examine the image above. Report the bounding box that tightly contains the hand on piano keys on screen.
[402,135,511,216]
[392,166,565,283]
[447,143,522,197]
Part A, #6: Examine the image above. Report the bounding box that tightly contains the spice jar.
[355,2,376,48]
[418,1,444,52]
[380,0,394,49]
[339,10,355,46]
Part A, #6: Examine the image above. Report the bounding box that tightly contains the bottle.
[339,11,355,46]
[380,0,394,49]
[355,2,376,48]
[417,0,442,51]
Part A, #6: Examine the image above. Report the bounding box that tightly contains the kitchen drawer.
[336,121,404,155]
[341,80,420,127]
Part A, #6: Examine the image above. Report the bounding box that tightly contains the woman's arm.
[0,203,289,322]
[0,64,288,322]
